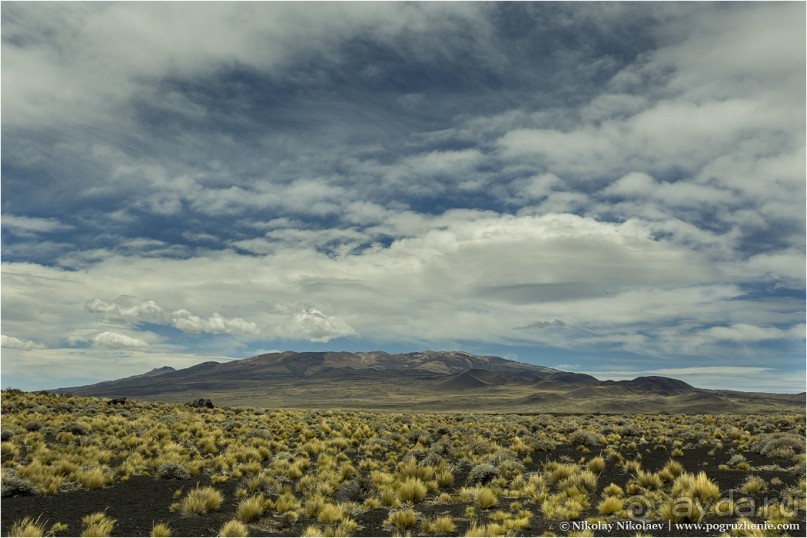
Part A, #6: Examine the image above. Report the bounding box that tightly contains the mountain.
[55,351,804,414]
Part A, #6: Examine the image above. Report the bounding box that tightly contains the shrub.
[179,486,224,515]
[7,516,46,537]
[436,468,453,488]
[157,463,191,480]
[386,509,417,531]
[80,513,116,537]
[333,477,372,503]
[543,462,578,486]
[475,487,498,509]
[335,518,358,536]
[236,495,265,523]
[316,503,344,525]
[63,423,89,436]
[467,463,500,485]
[422,515,456,535]
[465,522,505,537]
[569,430,602,447]
[274,492,301,513]
[218,520,249,537]
[598,496,623,515]
[662,459,684,478]
[740,475,767,495]
[587,457,605,473]
[397,477,428,503]
[751,433,805,459]
[671,472,720,505]
[636,470,663,490]
[1,469,40,497]
[150,523,172,537]
[74,468,111,490]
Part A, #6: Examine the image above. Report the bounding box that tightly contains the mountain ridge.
[55,350,804,413]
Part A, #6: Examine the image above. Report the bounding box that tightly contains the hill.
[56,350,804,413]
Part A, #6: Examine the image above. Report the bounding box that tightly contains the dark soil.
[3,442,804,537]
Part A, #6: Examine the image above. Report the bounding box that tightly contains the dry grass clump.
[7,516,47,537]
[236,494,265,523]
[475,486,498,509]
[670,471,720,504]
[587,456,605,473]
[385,508,417,531]
[150,523,172,537]
[218,519,249,537]
[598,496,623,515]
[396,477,428,503]
[421,515,456,535]
[315,503,344,525]
[80,513,116,537]
[740,475,767,494]
[74,468,112,490]
[178,486,224,515]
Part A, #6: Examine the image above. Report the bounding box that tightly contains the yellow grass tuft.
[7,516,46,537]
[236,495,265,523]
[80,513,116,537]
[218,519,249,537]
[179,486,224,516]
[150,522,172,537]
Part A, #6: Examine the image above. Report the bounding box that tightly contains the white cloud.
[2,215,73,235]
[171,310,260,336]
[67,331,149,349]
[85,295,164,322]
[280,307,358,343]
[700,323,805,344]
[1,334,45,350]
[2,2,487,129]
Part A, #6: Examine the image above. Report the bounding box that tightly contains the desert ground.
[1,390,805,537]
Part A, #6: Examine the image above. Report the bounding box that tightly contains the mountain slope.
[55,350,804,414]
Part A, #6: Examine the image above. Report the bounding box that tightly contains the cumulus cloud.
[280,307,358,343]
[170,310,260,335]
[67,331,149,349]
[1,334,45,350]
[85,295,163,322]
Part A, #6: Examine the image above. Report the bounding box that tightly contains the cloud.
[1,3,803,392]
[85,295,163,322]
[587,366,798,393]
[68,331,149,349]
[1,334,45,350]
[2,215,73,236]
[280,307,358,343]
[516,320,566,330]
[171,310,260,336]
[699,323,805,344]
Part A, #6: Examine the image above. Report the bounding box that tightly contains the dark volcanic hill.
[56,351,805,413]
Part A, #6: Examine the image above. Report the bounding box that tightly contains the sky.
[1,2,805,393]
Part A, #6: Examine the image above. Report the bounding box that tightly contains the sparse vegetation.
[0,390,804,537]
